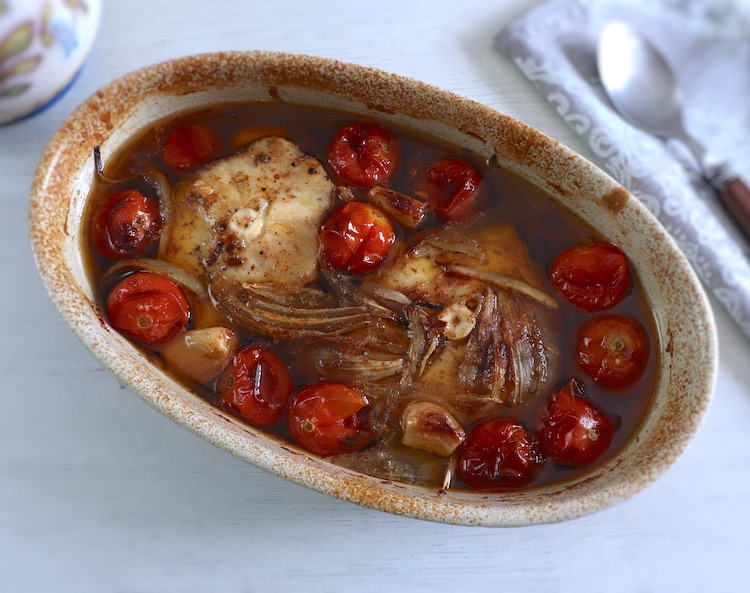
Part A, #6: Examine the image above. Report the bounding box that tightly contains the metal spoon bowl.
[597,20,750,241]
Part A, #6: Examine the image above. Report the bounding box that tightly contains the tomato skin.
[549,241,629,312]
[538,379,613,466]
[424,158,483,222]
[163,124,221,170]
[327,122,398,188]
[287,382,372,457]
[319,201,396,274]
[577,315,649,389]
[92,189,161,259]
[217,345,293,427]
[458,418,538,490]
[107,272,190,345]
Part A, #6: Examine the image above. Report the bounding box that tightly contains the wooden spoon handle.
[717,177,750,241]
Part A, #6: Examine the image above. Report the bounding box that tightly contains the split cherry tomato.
[162,124,221,170]
[91,189,161,259]
[217,345,293,427]
[549,241,629,312]
[424,158,483,222]
[458,418,538,491]
[319,201,395,274]
[287,381,372,457]
[327,122,398,188]
[577,315,649,389]
[107,272,190,345]
[538,379,613,467]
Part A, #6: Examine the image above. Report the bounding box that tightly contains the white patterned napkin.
[496,0,750,340]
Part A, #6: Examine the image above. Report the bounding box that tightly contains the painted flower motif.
[0,1,89,100]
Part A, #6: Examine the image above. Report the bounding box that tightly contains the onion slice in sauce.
[103,257,208,300]
[447,264,559,309]
[209,276,375,340]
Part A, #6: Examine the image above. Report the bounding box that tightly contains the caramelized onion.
[315,350,404,381]
[497,293,551,406]
[103,257,208,300]
[411,214,487,262]
[209,276,374,340]
[447,264,559,309]
[93,146,175,259]
[359,283,412,308]
[329,447,419,484]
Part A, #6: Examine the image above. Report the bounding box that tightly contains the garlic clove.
[163,327,239,385]
[400,401,465,457]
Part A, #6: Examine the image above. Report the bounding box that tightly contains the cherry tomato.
[162,124,221,170]
[217,345,293,427]
[457,418,538,490]
[577,315,649,389]
[91,189,161,259]
[319,201,395,274]
[549,241,629,312]
[424,158,483,222]
[537,379,613,466]
[287,382,372,457]
[327,122,398,188]
[107,272,190,345]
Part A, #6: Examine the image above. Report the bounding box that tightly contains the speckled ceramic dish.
[28,52,717,526]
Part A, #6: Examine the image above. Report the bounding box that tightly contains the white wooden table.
[2,1,749,591]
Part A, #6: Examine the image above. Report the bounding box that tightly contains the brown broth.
[84,102,658,492]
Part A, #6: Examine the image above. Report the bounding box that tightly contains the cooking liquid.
[85,103,658,491]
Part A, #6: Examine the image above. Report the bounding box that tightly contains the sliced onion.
[148,167,174,258]
[315,350,404,381]
[457,288,492,390]
[442,455,457,490]
[411,214,487,259]
[414,237,486,262]
[209,276,372,340]
[329,446,419,485]
[93,146,175,259]
[405,382,506,409]
[359,282,412,308]
[497,291,551,406]
[103,258,209,300]
[243,282,336,309]
[399,306,427,391]
[319,265,395,318]
[447,264,559,309]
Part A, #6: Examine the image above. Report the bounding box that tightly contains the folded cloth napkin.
[496,0,750,340]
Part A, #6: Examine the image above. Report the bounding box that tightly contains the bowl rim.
[28,50,718,526]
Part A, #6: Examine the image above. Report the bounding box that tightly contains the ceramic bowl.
[28,52,717,526]
[0,0,101,124]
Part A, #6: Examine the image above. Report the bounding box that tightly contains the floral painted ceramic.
[0,0,100,124]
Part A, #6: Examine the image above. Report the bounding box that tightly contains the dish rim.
[28,50,718,526]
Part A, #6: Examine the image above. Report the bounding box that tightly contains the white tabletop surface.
[2,1,750,591]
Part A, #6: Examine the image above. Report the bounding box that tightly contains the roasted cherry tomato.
[91,189,161,259]
[458,418,538,490]
[538,379,613,466]
[162,124,221,170]
[217,345,293,427]
[287,381,372,457]
[107,272,190,345]
[327,122,398,188]
[549,241,629,312]
[577,315,649,389]
[319,201,395,274]
[424,158,483,222]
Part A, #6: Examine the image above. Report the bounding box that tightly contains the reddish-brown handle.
[718,177,750,241]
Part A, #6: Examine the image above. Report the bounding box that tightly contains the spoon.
[597,20,750,241]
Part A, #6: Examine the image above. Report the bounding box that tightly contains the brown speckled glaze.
[28,52,717,526]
